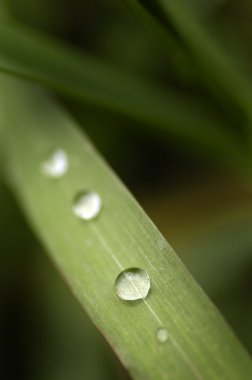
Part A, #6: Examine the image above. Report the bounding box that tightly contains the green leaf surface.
[0,20,247,167]
[1,74,252,380]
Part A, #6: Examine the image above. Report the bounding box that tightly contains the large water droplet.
[41,149,68,178]
[156,327,168,343]
[73,191,102,220]
[115,268,150,301]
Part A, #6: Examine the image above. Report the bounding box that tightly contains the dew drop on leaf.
[156,327,168,343]
[41,149,68,178]
[115,268,150,301]
[73,191,102,220]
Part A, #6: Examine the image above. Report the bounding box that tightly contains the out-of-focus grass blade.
[123,0,193,80]
[1,74,252,380]
[126,0,252,124]
[0,20,248,167]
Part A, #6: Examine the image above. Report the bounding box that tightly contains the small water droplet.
[73,191,102,220]
[115,268,150,301]
[41,149,68,178]
[156,327,168,343]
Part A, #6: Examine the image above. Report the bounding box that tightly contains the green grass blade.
[126,0,252,122]
[157,0,252,119]
[1,74,252,380]
[0,20,248,166]
[123,0,192,80]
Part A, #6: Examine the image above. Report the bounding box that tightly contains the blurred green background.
[1,0,252,379]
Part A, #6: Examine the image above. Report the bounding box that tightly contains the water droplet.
[73,191,102,220]
[41,149,68,178]
[115,268,150,301]
[156,327,168,343]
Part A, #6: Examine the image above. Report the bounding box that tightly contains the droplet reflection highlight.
[115,268,150,301]
[41,149,68,178]
[73,191,102,220]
